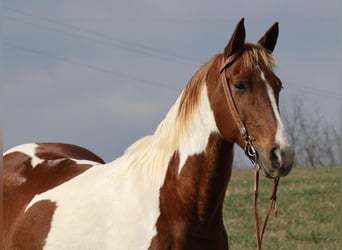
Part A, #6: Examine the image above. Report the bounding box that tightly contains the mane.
[122,56,220,179]
[177,55,220,128]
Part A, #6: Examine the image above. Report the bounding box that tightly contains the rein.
[220,52,280,250]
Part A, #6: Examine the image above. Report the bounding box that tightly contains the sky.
[1,1,341,163]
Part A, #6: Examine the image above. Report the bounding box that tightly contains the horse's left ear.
[257,22,279,52]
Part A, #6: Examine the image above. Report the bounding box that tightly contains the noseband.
[220,52,280,250]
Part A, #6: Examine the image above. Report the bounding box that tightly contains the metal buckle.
[245,136,260,172]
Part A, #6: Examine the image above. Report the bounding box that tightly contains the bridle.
[220,52,280,250]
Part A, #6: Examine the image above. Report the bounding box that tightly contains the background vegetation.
[282,98,340,167]
[223,167,340,250]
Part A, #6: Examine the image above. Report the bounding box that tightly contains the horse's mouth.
[260,163,292,179]
[256,162,274,178]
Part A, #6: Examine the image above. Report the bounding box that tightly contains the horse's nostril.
[270,146,281,167]
[270,145,295,172]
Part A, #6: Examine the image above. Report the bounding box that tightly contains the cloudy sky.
[2,1,340,162]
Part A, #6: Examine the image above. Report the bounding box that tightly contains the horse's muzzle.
[257,144,294,178]
[269,145,294,177]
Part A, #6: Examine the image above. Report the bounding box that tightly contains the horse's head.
[207,19,294,178]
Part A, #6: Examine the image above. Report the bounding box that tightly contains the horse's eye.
[234,81,246,92]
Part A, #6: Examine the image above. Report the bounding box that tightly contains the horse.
[3,18,294,250]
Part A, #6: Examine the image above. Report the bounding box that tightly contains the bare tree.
[282,98,340,167]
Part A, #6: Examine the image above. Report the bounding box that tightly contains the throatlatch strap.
[220,72,245,134]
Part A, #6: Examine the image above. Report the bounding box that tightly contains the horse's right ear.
[224,18,246,58]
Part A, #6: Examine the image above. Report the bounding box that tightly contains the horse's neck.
[167,133,233,221]
[125,82,235,217]
[150,133,234,248]
[151,85,234,209]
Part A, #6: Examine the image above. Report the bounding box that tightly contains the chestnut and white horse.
[3,19,294,249]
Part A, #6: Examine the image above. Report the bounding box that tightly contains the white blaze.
[260,70,289,148]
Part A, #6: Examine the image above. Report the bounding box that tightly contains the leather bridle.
[220,52,280,250]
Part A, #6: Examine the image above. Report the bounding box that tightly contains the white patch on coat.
[27,157,162,250]
[4,143,44,167]
[177,85,219,172]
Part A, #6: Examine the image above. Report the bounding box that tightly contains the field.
[223,167,340,250]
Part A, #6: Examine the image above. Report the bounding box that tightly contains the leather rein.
[220,52,280,250]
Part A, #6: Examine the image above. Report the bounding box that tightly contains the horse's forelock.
[242,43,276,70]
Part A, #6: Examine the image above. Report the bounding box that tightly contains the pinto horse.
[3,19,294,250]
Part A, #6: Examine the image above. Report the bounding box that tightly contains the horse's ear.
[258,22,279,53]
[224,18,246,58]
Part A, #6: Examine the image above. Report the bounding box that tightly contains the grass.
[223,167,340,250]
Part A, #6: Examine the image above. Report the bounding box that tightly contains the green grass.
[223,167,340,250]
